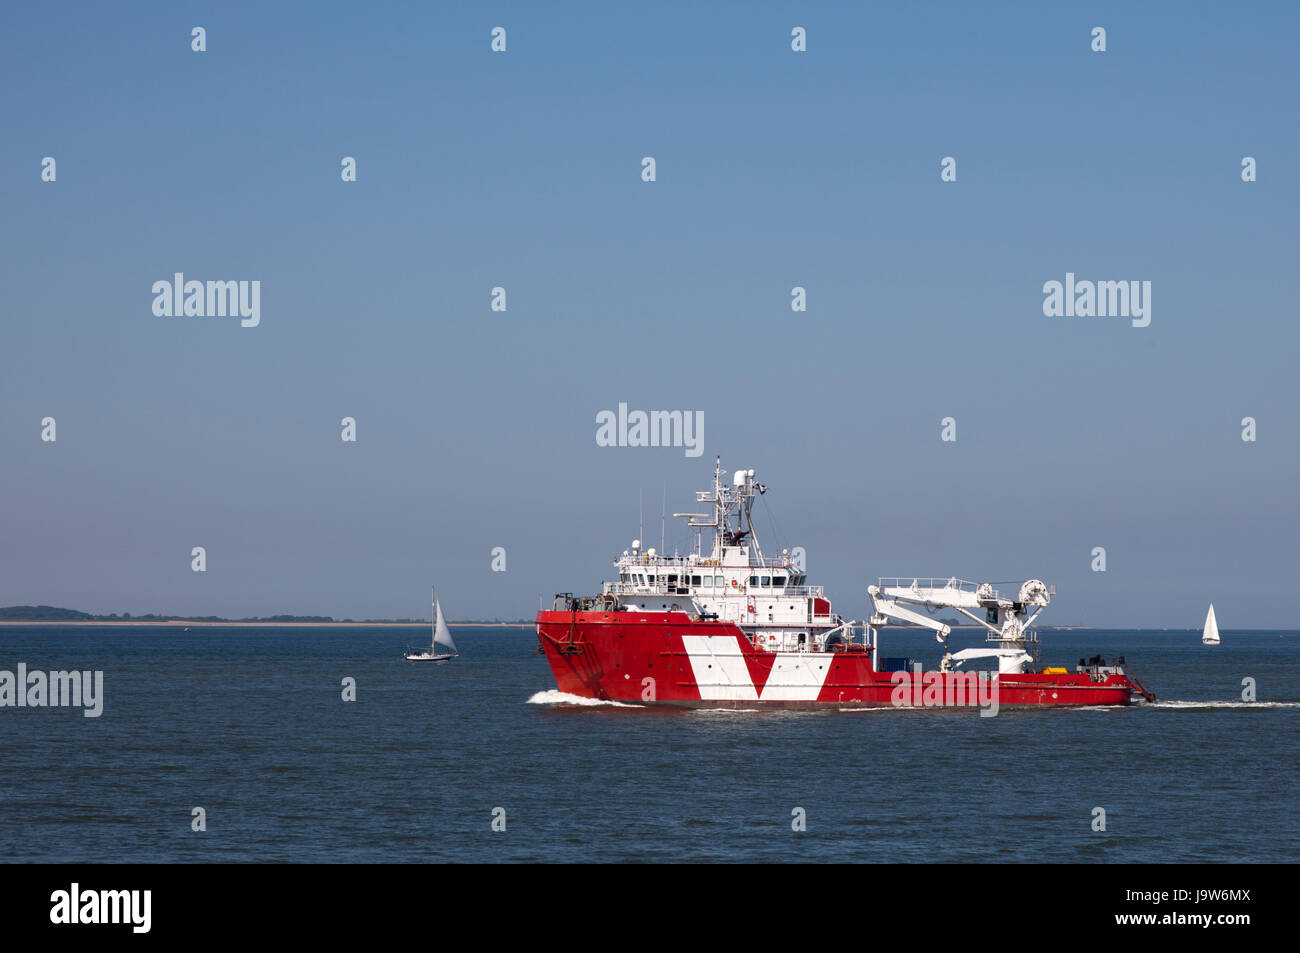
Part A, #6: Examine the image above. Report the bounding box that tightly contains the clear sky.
[2,2,1297,625]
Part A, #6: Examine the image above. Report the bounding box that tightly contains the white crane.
[867,577,1054,674]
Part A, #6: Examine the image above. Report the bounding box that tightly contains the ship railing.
[614,553,797,570]
[764,585,824,597]
[608,581,824,597]
[616,554,692,566]
[876,577,1000,598]
[742,554,800,569]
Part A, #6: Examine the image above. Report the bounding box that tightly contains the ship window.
[750,576,760,587]
[691,575,701,586]
[667,575,677,584]
[714,575,724,586]
[772,576,786,586]
[761,576,771,586]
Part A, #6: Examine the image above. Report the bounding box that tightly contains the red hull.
[535,610,1136,709]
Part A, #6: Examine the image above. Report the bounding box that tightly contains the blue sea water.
[0,626,1295,863]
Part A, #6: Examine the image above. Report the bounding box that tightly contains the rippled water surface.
[1,627,1295,862]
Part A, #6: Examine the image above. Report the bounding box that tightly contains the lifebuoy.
[730,578,738,587]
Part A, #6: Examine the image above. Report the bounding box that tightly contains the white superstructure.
[599,458,844,652]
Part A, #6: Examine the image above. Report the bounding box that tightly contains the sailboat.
[405,587,459,662]
[1202,603,1221,645]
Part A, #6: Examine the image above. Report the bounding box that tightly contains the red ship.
[536,460,1155,711]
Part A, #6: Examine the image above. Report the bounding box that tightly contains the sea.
[0,626,1295,863]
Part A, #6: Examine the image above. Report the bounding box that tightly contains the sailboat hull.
[410,587,459,661]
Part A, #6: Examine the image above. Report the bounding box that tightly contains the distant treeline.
[0,605,399,623]
[0,605,95,621]
[0,605,524,624]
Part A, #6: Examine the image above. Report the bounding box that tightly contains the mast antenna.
[661,482,666,553]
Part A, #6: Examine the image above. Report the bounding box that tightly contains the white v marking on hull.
[680,635,832,702]
[680,635,758,700]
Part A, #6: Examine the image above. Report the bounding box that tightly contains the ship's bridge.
[610,548,820,599]
[596,459,842,650]
[604,547,832,636]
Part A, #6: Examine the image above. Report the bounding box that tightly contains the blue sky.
[2,2,1297,625]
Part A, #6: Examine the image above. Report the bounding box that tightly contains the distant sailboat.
[1202,604,1221,645]
[405,587,458,662]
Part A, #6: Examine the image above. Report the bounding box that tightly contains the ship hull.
[535,610,1136,708]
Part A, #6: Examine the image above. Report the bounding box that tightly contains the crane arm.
[867,586,952,642]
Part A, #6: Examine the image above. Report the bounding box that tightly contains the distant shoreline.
[0,620,530,629]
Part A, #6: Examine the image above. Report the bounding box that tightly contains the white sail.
[433,590,458,654]
[1202,603,1220,645]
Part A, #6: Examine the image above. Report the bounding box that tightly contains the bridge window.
[772,576,786,587]
[750,576,760,587]
[761,576,771,586]
[714,575,724,586]
[690,574,701,586]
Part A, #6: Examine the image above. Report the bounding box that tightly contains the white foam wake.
[526,689,642,708]
[837,706,907,713]
[1147,700,1300,709]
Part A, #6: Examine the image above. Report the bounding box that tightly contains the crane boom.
[867,577,1055,674]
